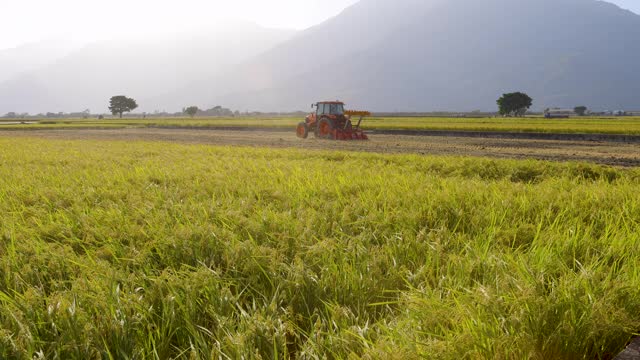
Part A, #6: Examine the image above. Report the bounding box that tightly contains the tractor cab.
[316,102,345,116]
[296,101,370,140]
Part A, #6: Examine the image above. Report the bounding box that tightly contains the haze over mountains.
[0,39,86,84]
[0,23,293,114]
[1,0,639,114]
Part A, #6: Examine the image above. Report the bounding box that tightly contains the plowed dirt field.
[2,128,639,166]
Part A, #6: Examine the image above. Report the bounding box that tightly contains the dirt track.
[2,128,639,166]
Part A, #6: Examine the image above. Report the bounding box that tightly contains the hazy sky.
[614,0,640,14]
[0,0,637,50]
[0,0,359,50]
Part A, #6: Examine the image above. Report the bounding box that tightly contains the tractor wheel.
[317,118,335,139]
[296,122,309,139]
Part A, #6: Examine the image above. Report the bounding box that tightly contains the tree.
[497,92,533,117]
[183,106,199,118]
[574,106,588,116]
[202,105,233,116]
[109,96,138,118]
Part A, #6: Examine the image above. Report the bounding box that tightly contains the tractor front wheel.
[296,122,309,139]
[317,118,335,139]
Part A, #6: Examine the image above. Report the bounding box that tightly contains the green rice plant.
[0,138,638,358]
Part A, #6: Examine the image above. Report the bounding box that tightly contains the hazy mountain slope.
[0,40,82,83]
[0,23,294,114]
[176,0,640,112]
[150,0,445,111]
[3,0,638,113]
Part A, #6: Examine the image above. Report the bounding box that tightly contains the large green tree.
[497,92,533,117]
[574,106,588,116]
[109,96,138,118]
[183,106,199,118]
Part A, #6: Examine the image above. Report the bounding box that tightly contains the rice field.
[0,137,639,358]
[2,116,640,135]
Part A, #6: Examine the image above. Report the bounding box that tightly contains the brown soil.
[2,128,639,167]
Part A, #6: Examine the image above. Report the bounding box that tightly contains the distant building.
[596,110,630,116]
[544,108,574,118]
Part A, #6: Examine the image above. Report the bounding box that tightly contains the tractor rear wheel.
[296,122,309,139]
[317,118,335,139]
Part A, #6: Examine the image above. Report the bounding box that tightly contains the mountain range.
[1,0,639,114]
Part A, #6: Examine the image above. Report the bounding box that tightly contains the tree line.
[0,94,611,119]
[497,92,590,117]
[108,96,238,118]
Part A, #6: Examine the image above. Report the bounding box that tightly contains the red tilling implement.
[296,101,370,141]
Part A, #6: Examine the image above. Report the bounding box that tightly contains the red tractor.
[296,101,370,140]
